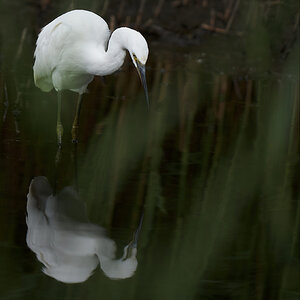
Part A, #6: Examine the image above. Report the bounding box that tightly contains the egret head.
[125,29,149,109]
[101,245,138,280]
[127,31,149,67]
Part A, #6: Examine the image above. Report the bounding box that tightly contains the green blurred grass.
[0,1,299,299]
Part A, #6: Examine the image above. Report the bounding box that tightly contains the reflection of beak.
[136,60,149,109]
[122,212,144,260]
[132,212,144,248]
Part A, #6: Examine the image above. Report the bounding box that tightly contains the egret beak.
[135,60,149,109]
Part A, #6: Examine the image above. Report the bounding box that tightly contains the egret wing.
[33,21,72,92]
[33,10,111,92]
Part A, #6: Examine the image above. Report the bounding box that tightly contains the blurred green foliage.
[0,0,299,299]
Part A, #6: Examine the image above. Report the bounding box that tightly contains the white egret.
[26,176,142,283]
[33,9,149,145]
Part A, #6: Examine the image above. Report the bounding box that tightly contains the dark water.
[0,2,299,300]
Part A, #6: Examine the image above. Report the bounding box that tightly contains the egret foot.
[71,125,79,143]
[56,123,63,146]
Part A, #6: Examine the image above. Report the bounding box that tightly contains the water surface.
[0,3,299,300]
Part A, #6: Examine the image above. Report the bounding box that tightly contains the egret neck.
[85,28,129,76]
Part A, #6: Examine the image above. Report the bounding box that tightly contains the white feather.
[33,9,148,94]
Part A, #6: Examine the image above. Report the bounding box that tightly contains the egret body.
[33,9,149,144]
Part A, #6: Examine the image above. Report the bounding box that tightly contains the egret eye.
[132,53,138,62]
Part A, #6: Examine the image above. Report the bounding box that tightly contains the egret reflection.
[26,176,140,283]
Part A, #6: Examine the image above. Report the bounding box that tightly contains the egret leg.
[71,94,83,143]
[56,92,63,146]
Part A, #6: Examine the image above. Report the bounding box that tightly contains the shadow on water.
[0,1,299,300]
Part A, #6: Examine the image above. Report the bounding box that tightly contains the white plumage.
[33,10,149,144]
[26,176,139,283]
[33,9,148,94]
[33,10,108,93]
